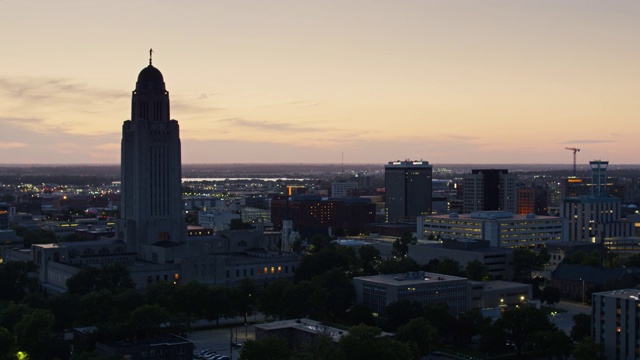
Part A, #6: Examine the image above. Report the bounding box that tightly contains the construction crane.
[565,147,581,176]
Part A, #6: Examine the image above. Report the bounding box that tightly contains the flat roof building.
[418,211,567,248]
[353,271,468,315]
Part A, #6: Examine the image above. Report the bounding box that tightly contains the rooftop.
[354,271,467,285]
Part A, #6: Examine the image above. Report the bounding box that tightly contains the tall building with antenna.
[119,51,186,260]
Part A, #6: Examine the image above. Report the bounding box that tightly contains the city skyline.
[1,0,638,165]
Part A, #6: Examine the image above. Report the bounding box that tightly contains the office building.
[119,56,186,259]
[418,211,567,248]
[384,160,432,223]
[331,181,358,197]
[270,195,375,237]
[463,169,517,213]
[353,271,468,315]
[561,161,633,242]
[592,289,640,360]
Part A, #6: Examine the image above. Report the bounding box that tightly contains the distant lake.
[182,177,308,182]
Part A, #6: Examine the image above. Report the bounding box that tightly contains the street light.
[579,277,585,304]
[551,311,557,323]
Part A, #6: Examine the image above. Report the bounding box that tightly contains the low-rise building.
[418,211,567,248]
[353,271,469,315]
[254,319,349,350]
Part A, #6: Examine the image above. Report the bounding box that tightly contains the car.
[232,341,243,348]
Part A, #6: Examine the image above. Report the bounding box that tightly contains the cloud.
[95,143,121,151]
[562,139,616,144]
[0,142,28,149]
[217,117,323,133]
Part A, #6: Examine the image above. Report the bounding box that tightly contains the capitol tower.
[119,51,185,261]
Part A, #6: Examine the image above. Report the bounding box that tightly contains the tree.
[312,268,355,318]
[14,309,55,360]
[570,313,591,342]
[376,257,419,275]
[229,218,253,230]
[295,248,358,282]
[0,327,17,360]
[66,263,134,295]
[281,280,328,320]
[478,322,509,356]
[239,336,291,360]
[339,324,415,360]
[233,278,257,324]
[129,304,170,338]
[384,301,423,332]
[512,248,539,281]
[496,306,555,356]
[531,329,572,359]
[296,333,345,360]
[396,317,439,356]
[453,309,490,347]
[346,304,376,326]
[309,234,334,253]
[572,336,606,360]
[436,257,463,277]
[258,279,292,320]
[392,232,413,258]
[357,245,381,275]
[0,261,38,301]
[465,259,490,281]
[541,286,561,306]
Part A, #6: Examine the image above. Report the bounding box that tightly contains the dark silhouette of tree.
[296,333,346,360]
[453,309,490,347]
[14,309,56,360]
[478,322,509,356]
[312,268,355,318]
[572,336,606,360]
[0,261,38,301]
[541,286,561,306]
[281,280,328,320]
[239,336,291,360]
[512,248,539,281]
[66,263,134,295]
[229,218,253,230]
[376,257,419,275]
[465,259,490,281]
[346,303,376,326]
[496,306,555,356]
[436,257,464,277]
[396,317,439,356]
[357,245,381,275]
[309,234,334,253]
[295,247,358,282]
[234,278,257,325]
[384,301,423,332]
[392,232,413,258]
[129,304,170,339]
[531,329,572,359]
[339,324,415,360]
[571,313,592,342]
[0,327,17,360]
[257,279,292,320]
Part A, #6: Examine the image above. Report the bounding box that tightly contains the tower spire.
[149,48,153,65]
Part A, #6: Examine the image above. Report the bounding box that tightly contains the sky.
[0,0,638,165]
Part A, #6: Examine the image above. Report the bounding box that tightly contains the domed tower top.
[135,48,166,92]
[131,49,170,121]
